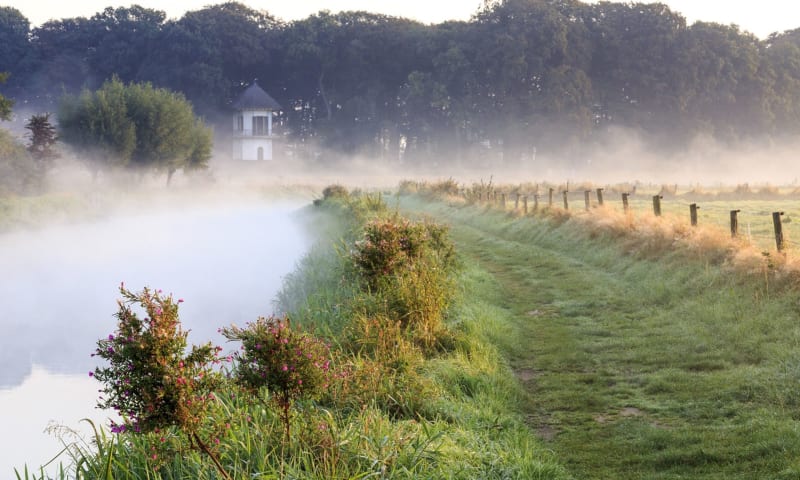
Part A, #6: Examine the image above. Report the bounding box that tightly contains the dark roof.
[232,81,281,111]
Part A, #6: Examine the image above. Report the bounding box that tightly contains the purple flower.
[88,371,94,377]
[110,424,126,434]
[108,334,114,341]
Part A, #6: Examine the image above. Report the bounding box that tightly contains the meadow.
[10,187,568,479]
[9,179,800,479]
[399,180,800,478]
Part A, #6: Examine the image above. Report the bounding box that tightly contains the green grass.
[398,195,800,479]
[18,195,570,479]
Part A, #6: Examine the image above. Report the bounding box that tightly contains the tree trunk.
[318,72,332,121]
[192,432,232,480]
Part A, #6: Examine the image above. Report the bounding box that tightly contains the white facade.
[232,109,275,161]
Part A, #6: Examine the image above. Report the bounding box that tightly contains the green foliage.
[0,71,13,121]
[57,77,212,181]
[321,184,349,200]
[398,192,800,479]
[353,217,455,289]
[8,0,800,162]
[24,113,59,191]
[0,8,29,74]
[0,128,38,194]
[221,316,333,440]
[93,286,223,435]
[92,286,230,478]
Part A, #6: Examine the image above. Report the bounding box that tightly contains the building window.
[252,116,268,136]
[236,115,243,132]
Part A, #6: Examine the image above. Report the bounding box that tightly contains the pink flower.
[281,364,288,371]
[178,298,184,303]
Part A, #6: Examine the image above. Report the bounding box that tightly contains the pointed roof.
[232,81,281,111]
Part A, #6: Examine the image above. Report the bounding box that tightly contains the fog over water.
[0,198,312,474]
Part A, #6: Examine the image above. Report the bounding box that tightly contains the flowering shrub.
[92,285,229,478]
[221,316,333,440]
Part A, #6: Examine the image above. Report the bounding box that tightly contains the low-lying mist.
[211,129,800,189]
[0,198,312,388]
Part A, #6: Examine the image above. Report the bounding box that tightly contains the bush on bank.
[18,186,569,480]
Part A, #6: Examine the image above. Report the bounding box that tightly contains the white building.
[232,81,281,161]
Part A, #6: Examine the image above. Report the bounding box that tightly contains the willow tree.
[58,77,212,184]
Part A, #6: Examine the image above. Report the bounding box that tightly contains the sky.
[2,0,799,39]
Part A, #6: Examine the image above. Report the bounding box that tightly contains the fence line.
[458,188,796,253]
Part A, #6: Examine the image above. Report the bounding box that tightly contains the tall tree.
[58,77,212,183]
[86,6,167,82]
[25,113,59,162]
[0,7,30,74]
[137,2,282,115]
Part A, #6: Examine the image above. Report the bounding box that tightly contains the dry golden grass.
[403,178,800,284]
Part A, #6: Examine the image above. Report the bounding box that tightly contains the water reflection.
[0,202,310,473]
[0,366,105,475]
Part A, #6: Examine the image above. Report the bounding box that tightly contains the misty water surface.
[0,201,311,473]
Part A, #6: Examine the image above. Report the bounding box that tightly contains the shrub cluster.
[92,285,229,477]
[352,217,456,346]
[221,316,332,440]
[83,191,462,478]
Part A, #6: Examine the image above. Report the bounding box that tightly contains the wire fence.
[460,187,798,253]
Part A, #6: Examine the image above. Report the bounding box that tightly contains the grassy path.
[404,198,800,479]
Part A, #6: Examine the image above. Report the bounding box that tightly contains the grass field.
[400,194,800,479]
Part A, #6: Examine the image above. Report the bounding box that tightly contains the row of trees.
[1,0,800,166]
[0,74,211,190]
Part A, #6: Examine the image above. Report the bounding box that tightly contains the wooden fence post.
[515,194,520,210]
[652,195,663,216]
[563,190,569,210]
[622,193,630,213]
[690,203,699,227]
[597,188,604,206]
[501,193,506,209]
[584,190,591,211]
[548,188,554,208]
[773,211,785,252]
[523,195,528,214]
[534,194,540,211]
[730,210,740,238]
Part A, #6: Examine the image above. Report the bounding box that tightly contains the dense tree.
[2,0,800,167]
[0,7,29,74]
[23,113,59,191]
[58,78,212,183]
[137,2,282,116]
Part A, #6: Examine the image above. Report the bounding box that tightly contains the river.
[0,200,311,475]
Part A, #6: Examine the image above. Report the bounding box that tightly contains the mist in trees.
[58,77,213,183]
[2,0,800,171]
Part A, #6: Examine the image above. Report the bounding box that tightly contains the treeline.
[1,0,800,166]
